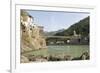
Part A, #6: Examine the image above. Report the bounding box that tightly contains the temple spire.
[73,30,77,36]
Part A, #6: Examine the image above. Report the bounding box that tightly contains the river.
[23,45,89,60]
[48,45,89,58]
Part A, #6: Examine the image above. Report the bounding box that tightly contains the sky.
[27,10,89,32]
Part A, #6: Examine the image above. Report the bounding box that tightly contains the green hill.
[55,16,90,37]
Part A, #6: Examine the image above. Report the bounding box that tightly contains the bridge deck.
[45,36,74,39]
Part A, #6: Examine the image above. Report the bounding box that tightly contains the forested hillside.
[55,16,89,37]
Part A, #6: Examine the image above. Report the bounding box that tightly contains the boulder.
[21,55,29,63]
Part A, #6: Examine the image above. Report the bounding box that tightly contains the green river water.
[23,45,89,58]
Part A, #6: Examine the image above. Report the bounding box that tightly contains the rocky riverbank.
[21,51,89,63]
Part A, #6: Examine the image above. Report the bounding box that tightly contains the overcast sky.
[27,10,89,32]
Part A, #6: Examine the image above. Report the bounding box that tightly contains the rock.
[72,51,89,60]
[80,51,89,60]
[64,55,72,60]
[20,10,47,63]
[20,10,47,52]
[21,55,29,63]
